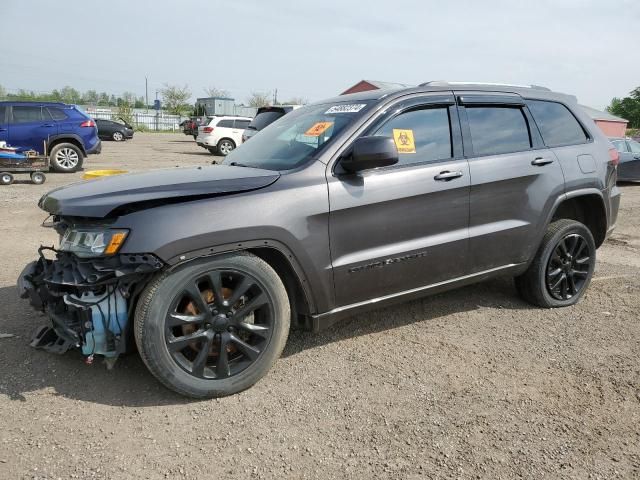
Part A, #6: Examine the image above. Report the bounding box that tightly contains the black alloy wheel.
[164,269,273,379]
[546,233,591,300]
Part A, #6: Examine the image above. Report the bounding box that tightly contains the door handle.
[0,127,6,132]
[41,124,55,128]
[434,170,463,181]
[531,157,554,166]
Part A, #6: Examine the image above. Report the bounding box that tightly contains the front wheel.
[112,131,124,142]
[49,143,84,173]
[134,253,290,398]
[30,171,46,185]
[515,219,596,308]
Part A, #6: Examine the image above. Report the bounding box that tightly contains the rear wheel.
[30,171,46,185]
[50,143,84,173]
[0,172,14,185]
[135,253,290,398]
[515,219,595,308]
[217,139,235,156]
[112,131,124,142]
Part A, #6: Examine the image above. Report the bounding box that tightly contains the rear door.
[0,105,7,144]
[457,93,565,272]
[328,93,471,306]
[8,105,57,153]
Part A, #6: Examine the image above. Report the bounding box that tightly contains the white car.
[196,116,252,156]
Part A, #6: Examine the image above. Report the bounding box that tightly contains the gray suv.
[18,82,621,398]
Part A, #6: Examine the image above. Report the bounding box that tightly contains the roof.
[580,104,627,123]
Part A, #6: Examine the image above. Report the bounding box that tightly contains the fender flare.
[164,239,317,314]
[47,134,87,155]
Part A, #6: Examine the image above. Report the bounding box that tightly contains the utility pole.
[273,88,277,105]
[145,76,149,113]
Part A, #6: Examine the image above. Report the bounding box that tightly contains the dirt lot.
[0,133,638,479]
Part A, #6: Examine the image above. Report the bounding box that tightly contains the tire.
[515,219,596,308]
[135,253,290,398]
[49,143,84,173]
[0,172,14,185]
[193,135,197,140]
[207,147,217,155]
[112,131,124,142]
[217,138,235,156]
[30,171,46,185]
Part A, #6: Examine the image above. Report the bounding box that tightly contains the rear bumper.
[86,139,102,155]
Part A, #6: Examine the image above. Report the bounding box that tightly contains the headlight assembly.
[59,228,129,257]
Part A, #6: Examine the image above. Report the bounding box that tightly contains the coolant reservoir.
[66,290,128,357]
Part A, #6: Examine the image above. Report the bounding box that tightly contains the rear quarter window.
[216,119,234,128]
[48,108,68,121]
[527,100,588,147]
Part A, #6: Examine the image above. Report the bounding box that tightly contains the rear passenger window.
[234,120,250,129]
[611,139,628,153]
[466,107,531,156]
[373,107,452,166]
[629,140,640,154]
[11,106,43,123]
[527,100,588,147]
[48,108,68,120]
[217,120,234,128]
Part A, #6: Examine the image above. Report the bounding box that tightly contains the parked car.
[196,116,251,155]
[0,101,101,172]
[18,82,620,398]
[609,137,640,181]
[241,105,300,143]
[183,116,208,139]
[95,118,134,142]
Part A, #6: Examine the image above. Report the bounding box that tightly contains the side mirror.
[340,136,399,173]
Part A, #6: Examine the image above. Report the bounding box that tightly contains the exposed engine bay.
[18,245,163,366]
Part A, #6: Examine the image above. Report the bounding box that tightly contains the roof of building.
[341,80,410,95]
[580,104,627,123]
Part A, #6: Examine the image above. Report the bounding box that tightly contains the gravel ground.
[0,133,638,479]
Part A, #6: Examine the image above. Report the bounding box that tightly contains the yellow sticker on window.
[392,129,416,154]
[304,121,333,137]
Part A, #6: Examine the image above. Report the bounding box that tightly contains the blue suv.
[0,101,101,172]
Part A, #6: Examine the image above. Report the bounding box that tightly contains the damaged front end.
[18,244,163,366]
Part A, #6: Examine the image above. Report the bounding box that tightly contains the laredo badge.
[392,129,416,154]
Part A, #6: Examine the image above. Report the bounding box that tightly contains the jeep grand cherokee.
[18,82,621,398]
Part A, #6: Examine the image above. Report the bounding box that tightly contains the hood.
[39,165,280,218]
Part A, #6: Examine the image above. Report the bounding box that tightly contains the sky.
[1,0,639,110]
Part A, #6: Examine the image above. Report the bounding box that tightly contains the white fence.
[85,108,184,131]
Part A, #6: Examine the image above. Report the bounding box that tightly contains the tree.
[117,101,134,126]
[247,91,271,108]
[59,86,81,104]
[160,83,192,115]
[204,86,230,98]
[83,90,99,105]
[281,97,307,106]
[607,87,640,129]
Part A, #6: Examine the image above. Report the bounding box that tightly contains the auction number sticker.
[304,121,334,137]
[392,129,416,154]
[324,104,367,114]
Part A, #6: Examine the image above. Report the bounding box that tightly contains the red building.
[341,79,409,95]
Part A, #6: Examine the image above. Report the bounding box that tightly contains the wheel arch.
[548,190,607,248]
[47,135,86,156]
[217,137,236,147]
[165,240,317,325]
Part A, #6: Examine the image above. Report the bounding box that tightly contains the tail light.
[203,126,214,133]
[80,120,96,128]
[608,147,620,166]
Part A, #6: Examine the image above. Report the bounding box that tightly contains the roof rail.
[419,81,551,91]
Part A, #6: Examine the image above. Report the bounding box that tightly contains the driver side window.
[373,107,452,166]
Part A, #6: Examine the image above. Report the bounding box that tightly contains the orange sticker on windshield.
[392,129,416,154]
[304,122,333,137]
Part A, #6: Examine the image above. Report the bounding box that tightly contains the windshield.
[222,101,373,170]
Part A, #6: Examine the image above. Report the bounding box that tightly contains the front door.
[8,105,57,154]
[328,95,471,307]
[456,93,566,272]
